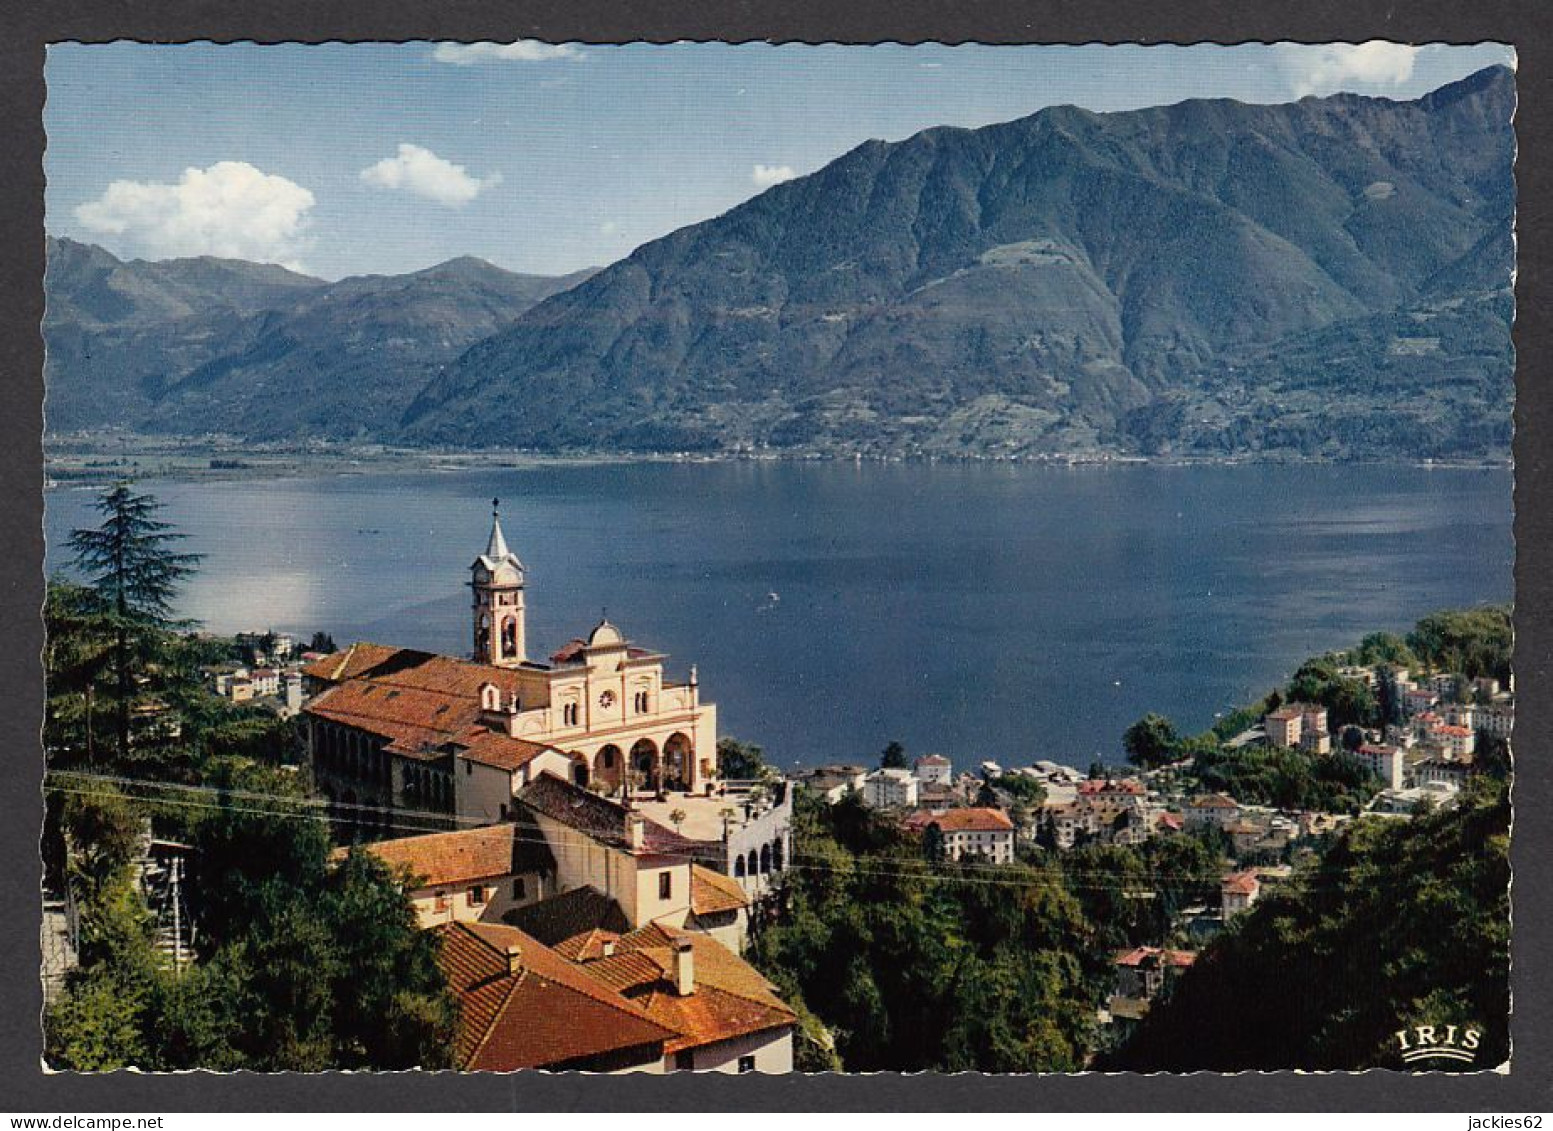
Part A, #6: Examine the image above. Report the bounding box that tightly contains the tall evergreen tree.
[68,483,202,762]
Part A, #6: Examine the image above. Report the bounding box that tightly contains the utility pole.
[169,856,184,975]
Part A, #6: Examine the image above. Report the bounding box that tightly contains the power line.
[41,769,1456,893]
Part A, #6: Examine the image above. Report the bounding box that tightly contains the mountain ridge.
[45,66,1515,460]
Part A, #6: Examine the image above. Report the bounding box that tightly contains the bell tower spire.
[470,497,526,667]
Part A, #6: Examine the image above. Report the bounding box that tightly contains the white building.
[913,754,953,785]
[862,767,919,809]
[909,807,1015,864]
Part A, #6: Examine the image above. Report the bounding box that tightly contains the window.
[468,885,487,906]
[512,877,526,900]
[466,761,473,775]
[675,1051,695,1072]
[658,872,673,900]
[434,891,449,912]
[737,1055,756,1074]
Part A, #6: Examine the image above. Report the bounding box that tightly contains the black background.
[1,0,1549,1112]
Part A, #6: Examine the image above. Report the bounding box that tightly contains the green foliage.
[1287,656,1379,728]
[309,631,338,654]
[68,483,202,762]
[1406,606,1513,683]
[879,741,908,770]
[1123,713,1179,769]
[1103,778,1510,1071]
[717,736,771,781]
[47,767,455,1071]
[748,792,1099,1072]
[1348,632,1418,670]
[993,772,1047,806]
[60,785,144,901]
[1188,744,1380,814]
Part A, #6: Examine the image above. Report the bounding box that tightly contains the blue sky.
[45,41,1514,280]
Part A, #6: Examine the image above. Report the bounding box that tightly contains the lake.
[44,462,1513,774]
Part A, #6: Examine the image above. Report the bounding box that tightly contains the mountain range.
[45,65,1516,460]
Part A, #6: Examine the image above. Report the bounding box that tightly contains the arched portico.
[630,737,661,795]
[570,752,591,788]
[593,744,623,793]
[663,732,694,793]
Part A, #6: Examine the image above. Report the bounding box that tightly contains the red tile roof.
[1115,946,1197,968]
[1222,870,1261,896]
[690,864,749,916]
[493,891,795,1056]
[1077,779,1145,796]
[517,772,708,857]
[607,922,796,1054]
[305,645,563,771]
[921,807,1014,833]
[435,921,673,1071]
[1190,793,1239,809]
[348,823,552,889]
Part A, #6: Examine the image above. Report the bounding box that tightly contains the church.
[304,503,723,832]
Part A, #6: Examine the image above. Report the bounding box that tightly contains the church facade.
[304,506,721,835]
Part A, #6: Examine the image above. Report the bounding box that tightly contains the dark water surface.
[45,462,1512,772]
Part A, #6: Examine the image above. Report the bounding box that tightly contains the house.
[1370,780,1461,816]
[1105,947,1196,1033]
[798,764,867,803]
[1112,946,1197,1001]
[1402,687,1440,718]
[913,754,952,785]
[1355,743,1406,790]
[515,772,711,930]
[1224,818,1266,858]
[1263,705,1303,749]
[688,864,752,953]
[906,807,1015,864]
[342,821,556,929]
[1184,793,1240,830]
[1475,702,1515,738]
[1409,755,1474,790]
[1075,778,1146,808]
[1044,799,1149,850]
[435,920,675,1071]
[249,668,281,697]
[1221,870,1260,920]
[1265,703,1328,752]
[1426,723,1476,759]
[862,767,918,809]
[502,893,797,1072]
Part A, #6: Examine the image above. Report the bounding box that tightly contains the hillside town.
[41,486,1513,1075]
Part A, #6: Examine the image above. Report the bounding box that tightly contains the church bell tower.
[471,498,526,667]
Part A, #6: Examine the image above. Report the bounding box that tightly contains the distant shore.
[43,432,1513,486]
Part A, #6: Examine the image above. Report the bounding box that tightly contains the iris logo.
[1394,1023,1481,1066]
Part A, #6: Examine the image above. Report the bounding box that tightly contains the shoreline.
[43,432,1514,486]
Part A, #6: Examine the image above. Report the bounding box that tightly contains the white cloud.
[599,220,619,235]
[359,143,503,206]
[752,163,797,189]
[432,40,582,65]
[1281,41,1422,98]
[74,161,315,268]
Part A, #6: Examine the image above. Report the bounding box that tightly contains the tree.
[43,577,115,764]
[309,631,338,654]
[68,483,202,762]
[717,736,769,780]
[879,741,908,770]
[1123,713,1179,769]
[668,808,687,833]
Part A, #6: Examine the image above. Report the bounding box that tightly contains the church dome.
[588,619,624,647]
